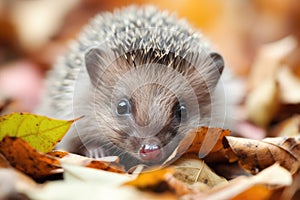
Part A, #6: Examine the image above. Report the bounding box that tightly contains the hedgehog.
[38,5,232,168]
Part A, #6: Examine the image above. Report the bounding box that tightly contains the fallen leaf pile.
[1,1,300,200]
[0,112,300,199]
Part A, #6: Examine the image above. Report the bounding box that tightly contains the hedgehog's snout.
[138,138,162,162]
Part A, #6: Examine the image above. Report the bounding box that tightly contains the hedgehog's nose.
[139,139,162,162]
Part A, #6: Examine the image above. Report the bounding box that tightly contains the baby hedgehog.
[38,5,230,168]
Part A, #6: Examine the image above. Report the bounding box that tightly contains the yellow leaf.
[123,167,174,189]
[0,112,76,153]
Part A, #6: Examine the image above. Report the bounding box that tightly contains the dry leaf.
[0,112,77,153]
[172,154,227,187]
[263,137,300,161]
[163,127,230,166]
[224,136,300,174]
[183,163,292,200]
[185,127,231,156]
[0,136,60,180]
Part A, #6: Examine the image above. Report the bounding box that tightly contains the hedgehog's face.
[83,47,224,167]
[107,82,190,165]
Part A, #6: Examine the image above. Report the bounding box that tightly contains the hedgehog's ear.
[187,51,224,90]
[204,52,224,89]
[84,47,108,86]
[209,52,224,74]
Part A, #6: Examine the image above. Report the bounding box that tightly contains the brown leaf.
[224,136,300,174]
[263,137,300,161]
[186,127,231,155]
[163,127,230,166]
[0,136,61,180]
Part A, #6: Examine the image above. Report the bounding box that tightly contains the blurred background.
[0,0,299,138]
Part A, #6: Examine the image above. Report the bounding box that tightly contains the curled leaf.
[224,136,300,174]
[263,137,300,161]
[163,127,230,166]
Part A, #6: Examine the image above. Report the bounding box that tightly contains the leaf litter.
[0,114,299,199]
[1,1,300,199]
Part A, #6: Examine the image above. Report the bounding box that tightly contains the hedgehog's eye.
[117,99,131,115]
[175,104,187,122]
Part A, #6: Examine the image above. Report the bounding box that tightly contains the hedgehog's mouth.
[138,137,162,162]
[107,128,181,166]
